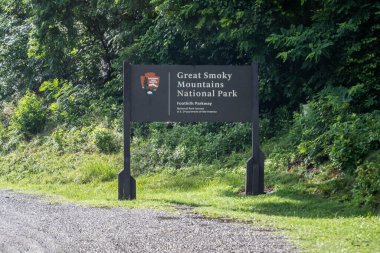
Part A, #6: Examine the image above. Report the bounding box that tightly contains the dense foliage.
[0,0,379,208]
[11,90,46,135]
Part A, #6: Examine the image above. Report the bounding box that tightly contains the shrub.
[293,87,349,164]
[292,87,379,172]
[129,122,252,175]
[328,112,380,172]
[49,127,93,153]
[93,127,121,153]
[353,151,380,209]
[39,79,92,126]
[11,91,46,135]
[280,86,380,208]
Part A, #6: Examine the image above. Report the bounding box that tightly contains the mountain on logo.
[140,72,160,95]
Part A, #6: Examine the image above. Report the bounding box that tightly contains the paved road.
[0,189,296,253]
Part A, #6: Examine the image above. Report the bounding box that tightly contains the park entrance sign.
[119,62,264,200]
[130,65,252,122]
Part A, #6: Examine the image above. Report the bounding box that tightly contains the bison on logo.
[140,72,160,95]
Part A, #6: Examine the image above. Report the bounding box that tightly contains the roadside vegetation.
[1,142,379,252]
[0,1,379,252]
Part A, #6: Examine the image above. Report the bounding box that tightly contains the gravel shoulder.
[0,189,297,253]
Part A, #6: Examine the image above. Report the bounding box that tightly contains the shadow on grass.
[220,188,374,218]
[139,167,376,218]
[214,167,376,219]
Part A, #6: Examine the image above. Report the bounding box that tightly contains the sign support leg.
[118,61,136,200]
[246,62,265,195]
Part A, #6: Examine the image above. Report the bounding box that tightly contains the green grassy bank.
[0,149,379,253]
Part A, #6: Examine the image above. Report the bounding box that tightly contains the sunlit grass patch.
[0,153,379,253]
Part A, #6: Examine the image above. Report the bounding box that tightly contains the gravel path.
[0,189,296,253]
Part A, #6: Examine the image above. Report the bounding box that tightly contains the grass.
[0,152,379,253]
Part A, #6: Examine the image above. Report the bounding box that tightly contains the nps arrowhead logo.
[140,72,160,95]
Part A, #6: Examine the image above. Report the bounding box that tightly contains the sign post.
[118,61,136,200]
[245,62,265,195]
[118,62,264,200]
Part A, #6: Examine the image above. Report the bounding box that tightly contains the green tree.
[0,0,40,100]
